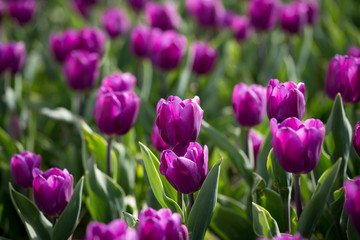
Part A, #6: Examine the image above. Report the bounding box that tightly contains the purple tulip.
[63,50,99,91]
[49,29,80,63]
[185,0,225,28]
[348,45,360,58]
[101,72,136,92]
[325,54,360,103]
[0,43,11,74]
[191,41,217,75]
[101,8,130,38]
[7,41,27,76]
[160,142,208,194]
[266,79,306,122]
[231,15,254,41]
[84,219,137,240]
[145,2,181,31]
[8,0,36,25]
[130,25,154,58]
[344,177,360,235]
[156,96,203,147]
[303,0,319,25]
[149,30,187,71]
[280,2,308,35]
[94,87,140,136]
[259,233,306,240]
[127,0,148,12]
[78,27,107,56]
[137,208,189,240]
[249,129,264,167]
[222,10,235,28]
[32,168,74,216]
[10,151,41,189]
[232,83,267,127]
[248,0,279,31]
[152,124,170,152]
[72,0,91,18]
[270,117,325,174]
[353,122,360,157]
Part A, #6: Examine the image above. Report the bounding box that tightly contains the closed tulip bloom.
[101,8,130,38]
[353,122,360,157]
[232,83,266,127]
[344,177,360,234]
[94,87,140,136]
[152,124,170,152]
[303,0,319,25]
[270,117,325,174]
[145,2,181,31]
[32,168,73,216]
[127,0,148,12]
[49,29,80,63]
[63,50,99,91]
[325,55,360,103]
[348,45,360,58]
[72,0,91,18]
[10,151,41,189]
[7,41,27,76]
[231,15,254,41]
[78,27,107,56]
[130,25,153,58]
[156,96,203,147]
[267,79,306,122]
[0,43,10,74]
[191,41,217,75]
[259,233,306,240]
[84,219,137,240]
[248,0,279,31]
[101,72,136,92]
[8,0,36,25]
[138,208,188,240]
[185,0,225,28]
[149,30,187,71]
[249,129,264,167]
[280,2,308,35]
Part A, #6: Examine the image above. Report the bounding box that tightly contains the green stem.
[106,137,113,177]
[188,193,194,211]
[78,93,85,117]
[240,127,250,156]
[160,72,167,99]
[294,174,302,218]
[177,191,183,210]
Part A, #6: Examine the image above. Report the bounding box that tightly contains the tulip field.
[1,0,360,239]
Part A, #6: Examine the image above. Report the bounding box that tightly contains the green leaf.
[123,212,138,228]
[52,177,84,240]
[40,107,77,123]
[187,160,221,240]
[201,121,253,186]
[140,59,153,101]
[252,202,280,238]
[9,183,52,240]
[176,49,194,98]
[256,130,272,182]
[347,217,360,240]
[297,159,342,238]
[0,127,18,157]
[266,148,292,190]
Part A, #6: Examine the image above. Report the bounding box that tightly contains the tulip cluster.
[0,41,27,76]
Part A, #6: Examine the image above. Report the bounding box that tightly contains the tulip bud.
[156,96,203,147]
[186,0,225,28]
[325,54,360,103]
[267,79,306,122]
[127,0,148,12]
[101,8,130,38]
[232,83,266,127]
[344,177,360,235]
[63,50,99,91]
[78,27,107,56]
[248,0,279,31]
[348,45,360,58]
[137,208,189,240]
[101,72,136,92]
[353,122,360,157]
[304,0,319,25]
[149,30,187,71]
[72,0,91,18]
[130,25,153,58]
[145,2,181,31]
[270,117,325,174]
[84,219,137,240]
[32,168,73,216]
[10,151,41,189]
[259,233,306,240]
[94,87,140,136]
[280,2,308,35]
[152,124,170,152]
[231,15,254,41]
[249,129,264,167]
[49,29,80,63]
[7,41,27,76]
[191,41,217,75]
[8,0,36,25]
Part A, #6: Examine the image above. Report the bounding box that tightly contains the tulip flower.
[84,219,137,240]
[248,0,279,31]
[344,177,360,235]
[137,208,188,240]
[32,168,74,216]
[63,50,99,91]
[130,25,154,58]
[8,0,36,25]
[49,29,80,63]
[302,0,319,25]
[6,42,27,76]
[191,41,217,75]
[127,0,148,12]
[101,8,130,38]
[10,151,41,189]
[0,43,10,74]
[353,122,360,157]
[156,96,203,147]
[267,79,306,122]
[280,2,308,35]
[72,0,91,18]
[348,45,360,58]
[145,2,181,31]
[233,83,267,127]
[152,124,170,152]
[249,129,264,167]
[78,27,107,56]
[101,72,136,92]
[185,0,225,28]
[231,15,254,41]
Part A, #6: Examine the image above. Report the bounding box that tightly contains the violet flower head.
[248,0,279,31]
[0,43,10,74]
[101,72,136,92]
[49,29,80,63]
[72,0,91,18]
[149,30,187,71]
[304,0,319,25]
[270,117,325,174]
[352,122,360,157]
[191,41,217,75]
[259,233,306,240]
[101,8,130,38]
[280,1,308,35]
[232,83,267,127]
[137,208,189,240]
[156,96,203,147]
[78,27,107,56]
[152,124,170,153]
[32,168,74,216]
[249,130,264,167]
[127,0,148,12]
[348,45,360,58]
[8,0,37,25]
[267,79,306,122]
[84,219,137,240]
[145,2,181,31]
[130,25,153,58]
[10,151,41,189]
[344,177,360,235]
[94,87,140,136]
[186,0,225,28]
[325,54,360,103]
[231,15,254,41]
[63,50,99,91]
[7,41,27,76]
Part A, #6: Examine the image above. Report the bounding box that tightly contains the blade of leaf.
[252,202,280,238]
[256,129,272,182]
